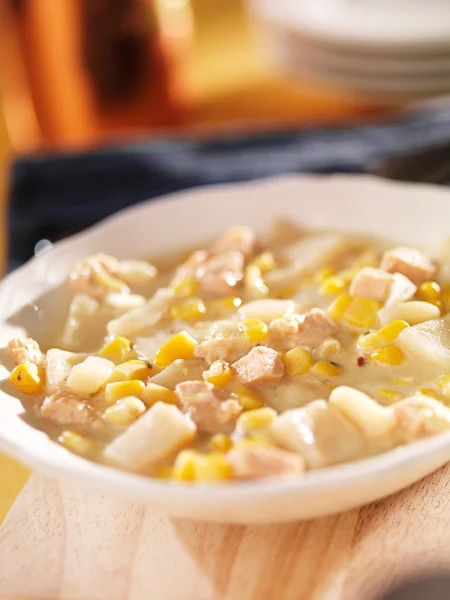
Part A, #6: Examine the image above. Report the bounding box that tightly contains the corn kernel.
[103,396,146,425]
[282,347,312,376]
[109,359,151,383]
[170,297,206,320]
[98,337,131,363]
[344,297,381,329]
[239,318,269,343]
[437,374,450,397]
[252,252,276,273]
[311,361,342,377]
[318,338,341,360]
[141,382,178,406]
[209,433,234,452]
[337,267,359,283]
[417,281,441,302]
[58,430,97,456]
[173,450,197,481]
[377,388,403,405]
[391,376,414,386]
[171,277,199,298]
[154,465,174,479]
[358,320,409,350]
[370,345,404,366]
[154,331,198,368]
[245,264,269,298]
[419,388,442,401]
[195,452,232,482]
[320,276,347,295]
[10,362,45,395]
[203,361,233,387]
[207,296,242,318]
[234,386,265,410]
[428,299,443,314]
[327,293,352,320]
[237,407,277,432]
[314,266,336,284]
[104,379,145,405]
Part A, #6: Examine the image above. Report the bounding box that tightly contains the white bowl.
[2,174,450,524]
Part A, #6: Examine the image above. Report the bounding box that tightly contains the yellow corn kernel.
[370,345,404,366]
[358,320,409,350]
[234,437,270,449]
[337,267,359,283]
[154,465,174,479]
[344,297,381,329]
[209,433,234,453]
[318,338,341,360]
[170,297,206,321]
[58,430,97,456]
[377,388,403,405]
[109,359,151,383]
[10,362,45,395]
[320,276,347,296]
[237,407,277,432]
[234,386,265,410]
[203,361,233,387]
[417,281,441,302]
[104,379,145,405]
[154,331,198,368]
[311,361,342,377]
[437,374,450,397]
[103,396,146,425]
[252,252,276,273]
[314,266,335,284]
[98,337,131,363]
[245,264,269,298]
[327,293,352,321]
[173,450,197,481]
[419,388,442,401]
[171,277,199,298]
[141,382,178,406]
[207,296,242,318]
[195,452,232,482]
[239,318,269,343]
[282,347,312,376]
[428,299,443,314]
[392,376,414,386]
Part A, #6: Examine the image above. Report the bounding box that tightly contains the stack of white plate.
[246,0,450,99]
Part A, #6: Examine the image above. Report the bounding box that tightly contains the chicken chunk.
[209,226,257,258]
[229,444,305,479]
[349,267,416,305]
[194,336,252,364]
[39,391,98,427]
[175,380,241,432]
[7,337,44,366]
[394,394,450,444]
[69,253,129,299]
[197,251,245,297]
[380,246,437,285]
[269,308,339,351]
[233,346,284,386]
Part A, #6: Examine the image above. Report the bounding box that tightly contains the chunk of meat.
[209,226,257,259]
[233,346,284,386]
[197,251,245,297]
[7,338,44,366]
[194,336,252,364]
[175,380,242,432]
[380,246,437,285]
[295,309,339,349]
[39,390,98,427]
[69,253,128,299]
[269,315,300,341]
[229,444,305,479]
[394,394,450,443]
[349,267,395,303]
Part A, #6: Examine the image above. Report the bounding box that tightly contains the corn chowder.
[6,224,450,483]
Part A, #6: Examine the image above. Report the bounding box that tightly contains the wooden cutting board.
[1,465,450,600]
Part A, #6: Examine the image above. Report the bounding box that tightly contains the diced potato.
[103,294,146,312]
[378,301,441,327]
[271,400,366,468]
[62,294,100,348]
[116,260,157,286]
[149,359,205,389]
[329,386,396,439]
[66,356,115,396]
[238,299,295,323]
[45,348,87,393]
[103,402,196,472]
[398,317,450,372]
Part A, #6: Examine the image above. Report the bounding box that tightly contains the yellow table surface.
[0,0,394,526]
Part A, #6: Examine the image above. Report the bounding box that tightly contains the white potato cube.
[116,260,157,286]
[107,288,173,338]
[238,299,295,323]
[66,356,114,396]
[103,402,197,472]
[46,348,87,393]
[103,293,146,312]
[398,317,450,371]
[378,301,440,327]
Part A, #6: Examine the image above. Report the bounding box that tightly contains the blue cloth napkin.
[8,107,450,271]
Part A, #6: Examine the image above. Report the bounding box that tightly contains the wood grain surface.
[1,465,450,600]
